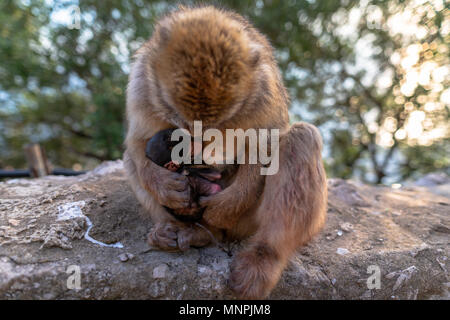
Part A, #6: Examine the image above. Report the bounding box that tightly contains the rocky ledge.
[0,161,448,299]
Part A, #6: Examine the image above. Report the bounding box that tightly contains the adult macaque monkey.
[124,6,327,299]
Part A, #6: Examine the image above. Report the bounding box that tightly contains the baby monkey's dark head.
[153,6,261,127]
[145,129,179,167]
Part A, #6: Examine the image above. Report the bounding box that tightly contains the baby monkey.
[145,129,222,222]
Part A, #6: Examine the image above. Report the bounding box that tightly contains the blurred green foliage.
[0,0,448,183]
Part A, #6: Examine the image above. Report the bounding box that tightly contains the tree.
[0,0,448,184]
[227,0,449,183]
[0,0,166,169]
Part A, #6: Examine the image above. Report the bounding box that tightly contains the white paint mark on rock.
[57,201,86,220]
[57,201,123,249]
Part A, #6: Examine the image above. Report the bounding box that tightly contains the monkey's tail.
[194,222,235,257]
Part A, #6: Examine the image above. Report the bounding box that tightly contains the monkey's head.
[145,128,178,167]
[152,7,260,128]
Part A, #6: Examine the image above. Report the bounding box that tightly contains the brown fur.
[124,5,327,299]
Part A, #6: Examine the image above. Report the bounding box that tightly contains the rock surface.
[0,161,448,299]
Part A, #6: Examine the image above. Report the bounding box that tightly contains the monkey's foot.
[229,247,280,299]
[147,222,212,252]
[147,222,179,251]
[177,224,212,251]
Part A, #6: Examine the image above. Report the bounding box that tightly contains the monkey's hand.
[140,161,191,210]
[199,164,264,230]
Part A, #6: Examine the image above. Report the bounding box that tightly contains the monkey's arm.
[125,131,191,210]
[199,163,264,230]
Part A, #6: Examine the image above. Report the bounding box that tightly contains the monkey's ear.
[249,42,262,68]
[156,16,173,47]
[158,25,171,46]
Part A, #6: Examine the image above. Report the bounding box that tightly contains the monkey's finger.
[170,201,191,210]
[162,223,179,235]
[173,173,188,181]
[161,230,177,240]
[168,178,189,192]
[148,231,178,250]
[168,172,188,182]
[167,190,191,209]
[156,238,178,250]
[177,235,191,252]
[164,239,178,249]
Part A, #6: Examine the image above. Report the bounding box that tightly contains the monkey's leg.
[199,163,265,230]
[125,151,219,251]
[131,178,217,252]
[229,122,327,299]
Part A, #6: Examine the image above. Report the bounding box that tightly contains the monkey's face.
[154,11,258,128]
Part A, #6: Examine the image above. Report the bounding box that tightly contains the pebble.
[8,219,20,226]
[149,281,166,298]
[153,264,169,279]
[340,222,354,232]
[118,252,134,262]
[336,248,350,255]
[325,232,337,241]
